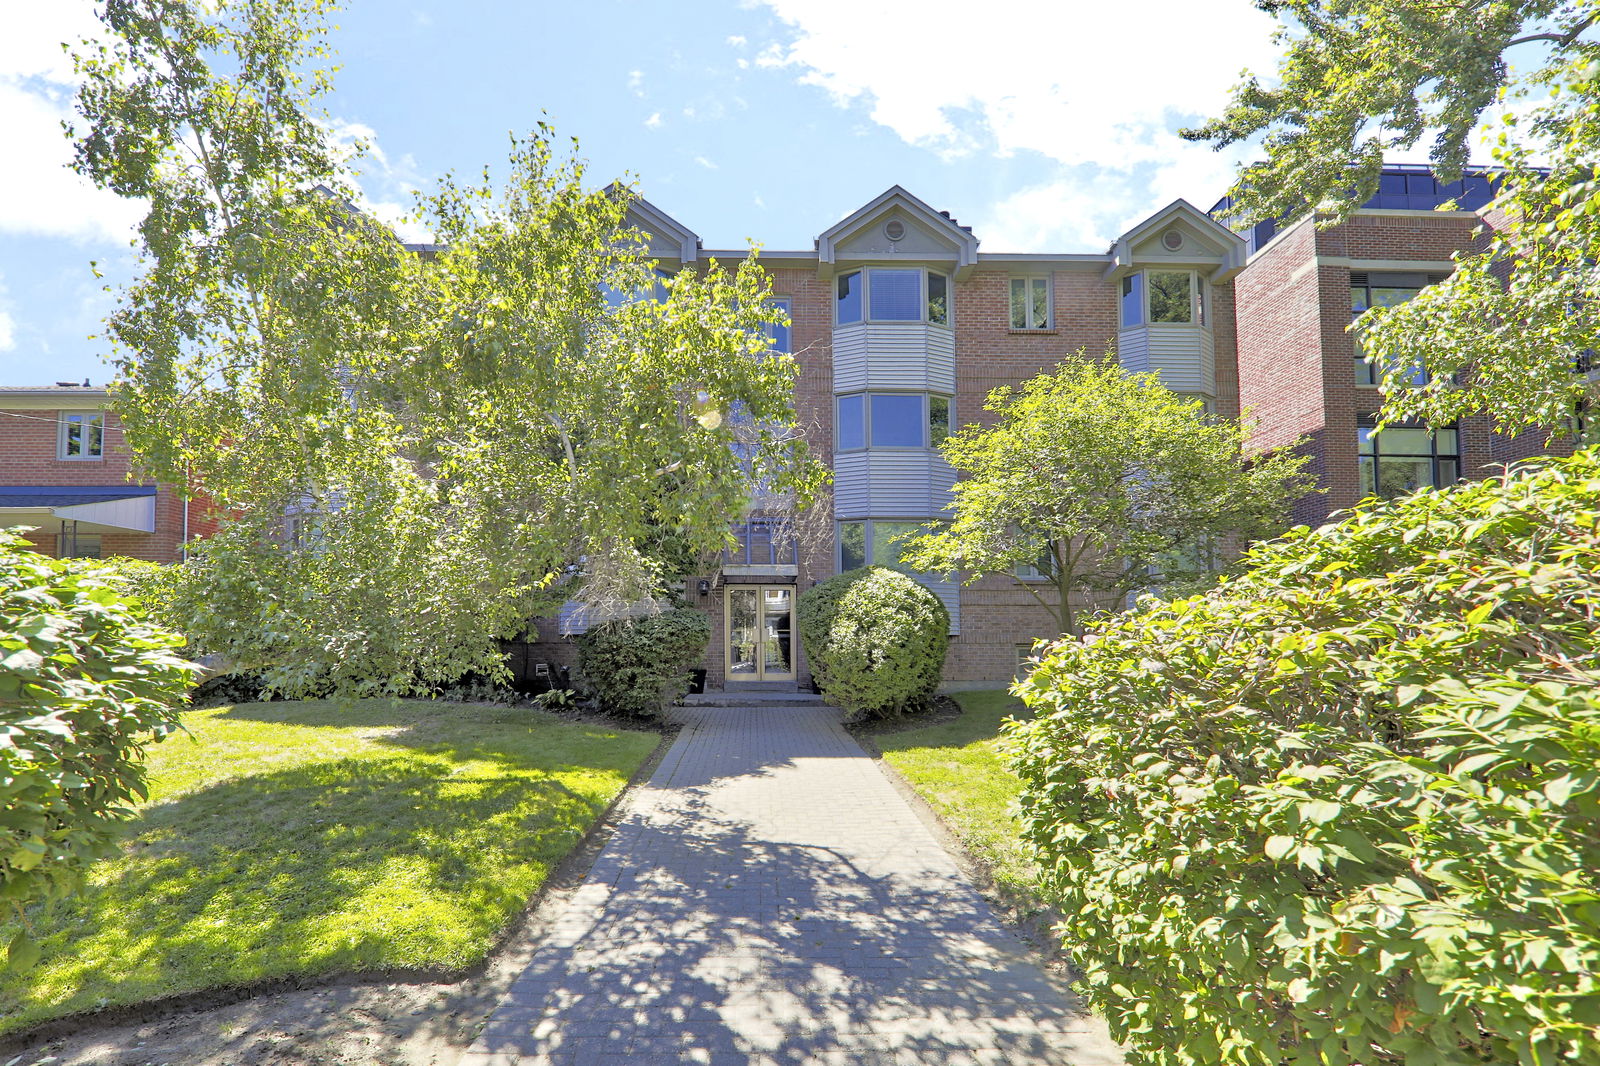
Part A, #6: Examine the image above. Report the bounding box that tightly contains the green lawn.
[0,699,658,1037]
[876,690,1041,905]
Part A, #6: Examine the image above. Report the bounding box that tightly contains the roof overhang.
[608,184,701,266]
[1104,199,1249,284]
[816,186,980,278]
[0,486,158,533]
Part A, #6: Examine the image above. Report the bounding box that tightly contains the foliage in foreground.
[1008,450,1600,1066]
[903,354,1314,634]
[576,607,711,717]
[0,531,195,964]
[797,567,948,720]
[71,0,823,695]
[0,698,657,1036]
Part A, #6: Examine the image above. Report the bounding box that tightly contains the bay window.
[837,519,931,573]
[835,392,954,450]
[835,268,951,326]
[1121,271,1206,326]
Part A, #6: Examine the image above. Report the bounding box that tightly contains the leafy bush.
[797,567,949,719]
[576,607,710,717]
[0,530,196,966]
[1007,451,1600,1066]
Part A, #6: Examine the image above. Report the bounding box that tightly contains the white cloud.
[0,273,15,352]
[645,111,663,129]
[726,35,748,48]
[0,4,144,243]
[322,118,433,244]
[694,155,718,170]
[750,0,1286,248]
[628,69,645,97]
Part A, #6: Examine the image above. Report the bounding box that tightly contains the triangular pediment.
[608,184,700,265]
[1107,199,1248,281]
[817,186,979,271]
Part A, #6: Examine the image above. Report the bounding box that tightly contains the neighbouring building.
[557,165,1567,692]
[0,384,214,562]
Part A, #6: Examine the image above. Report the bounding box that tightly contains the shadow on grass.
[0,702,655,1042]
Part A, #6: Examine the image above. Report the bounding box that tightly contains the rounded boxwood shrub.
[1006,450,1600,1066]
[797,566,948,720]
[0,530,196,967]
[576,606,710,717]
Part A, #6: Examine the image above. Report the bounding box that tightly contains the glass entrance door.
[725,585,795,682]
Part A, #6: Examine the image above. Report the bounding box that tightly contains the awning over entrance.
[0,485,158,533]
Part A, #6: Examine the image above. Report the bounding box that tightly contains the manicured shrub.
[1006,450,1600,1066]
[797,566,948,719]
[576,606,710,717]
[0,530,196,966]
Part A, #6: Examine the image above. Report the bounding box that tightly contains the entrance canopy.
[0,485,158,533]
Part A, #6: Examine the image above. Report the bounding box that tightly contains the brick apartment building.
[598,166,1564,690]
[3,166,1562,691]
[0,384,213,563]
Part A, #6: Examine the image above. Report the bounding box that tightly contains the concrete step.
[682,690,826,707]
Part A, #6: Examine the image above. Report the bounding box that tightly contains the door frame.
[723,583,796,683]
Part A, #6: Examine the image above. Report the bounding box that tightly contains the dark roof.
[0,486,157,508]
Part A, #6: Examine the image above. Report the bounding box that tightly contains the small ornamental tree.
[902,354,1315,635]
[796,567,948,720]
[0,530,196,969]
[576,607,710,718]
[1006,450,1600,1066]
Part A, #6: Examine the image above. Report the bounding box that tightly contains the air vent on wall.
[1161,229,1184,251]
[884,218,906,242]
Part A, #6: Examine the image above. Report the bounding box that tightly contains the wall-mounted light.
[698,579,711,596]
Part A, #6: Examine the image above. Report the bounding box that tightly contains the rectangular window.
[872,521,923,571]
[869,393,925,447]
[867,268,923,321]
[1358,420,1460,499]
[837,271,862,325]
[927,272,949,325]
[56,530,102,559]
[1352,275,1428,385]
[836,394,865,450]
[1121,273,1143,326]
[1148,271,1193,323]
[1010,277,1050,329]
[928,396,950,446]
[59,411,105,459]
[766,297,792,353]
[1015,535,1055,580]
[839,521,866,571]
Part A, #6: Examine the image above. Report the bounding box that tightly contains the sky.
[0,1,1315,386]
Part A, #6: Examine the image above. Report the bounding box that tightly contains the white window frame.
[1009,276,1051,330]
[58,410,105,461]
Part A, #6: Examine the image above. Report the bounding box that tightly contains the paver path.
[460,703,1125,1065]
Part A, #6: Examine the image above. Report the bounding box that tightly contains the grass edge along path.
[0,699,659,1037]
[874,690,1044,913]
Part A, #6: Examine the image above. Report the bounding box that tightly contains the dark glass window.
[766,298,792,353]
[869,269,923,321]
[837,271,862,325]
[839,521,866,571]
[927,272,948,325]
[1359,420,1460,499]
[870,393,924,447]
[837,394,865,450]
[1121,273,1143,326]
[1148,271,1193,323]
[1352,276,1428,385]
[929,396,950,446]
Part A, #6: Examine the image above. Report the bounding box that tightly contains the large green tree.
[901,355,1315,635]
[1187,0,1600,439]
[70,0,822,695]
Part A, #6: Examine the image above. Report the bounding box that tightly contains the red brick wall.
[0,400,214,563]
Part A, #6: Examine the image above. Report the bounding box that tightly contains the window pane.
[1194,281,1205,327]
[929,396,950,446]
[1435,427,1459,454]
[868,269,922,321]
[872,521,922,570]
[1351,286,1371,315]
[1010,278,1027,329]
[1371,286,1419,309]
[1377,457,1432,498]
[837,395,865,450]
[870,394,924,447]
[1121,273,1143,326]
[837,271,862,324]
[1437,459,1459,486]
[1358,426,1377,454]
[87,418,102,456]
[1355,356,1379,386]
[839,522,866,571]
[927,272,948,325]
[766,298,791,353]
[1379,427,1434,455]
[1031,278,1049,329]
[1359,455,1377,496]
[1148,271,1192,323]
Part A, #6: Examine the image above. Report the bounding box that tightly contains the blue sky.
[3,1,1294,386]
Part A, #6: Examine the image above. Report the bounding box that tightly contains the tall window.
[1010,277,1050,330]
[59,411,104,459]
[765,297,792,354]
[1121,273,1143,327]
[1358,419,1460,499]
[1352,273,1434,385]
[835,268,951,326]
[835,393,953,450]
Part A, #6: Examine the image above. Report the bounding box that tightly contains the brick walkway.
[459,704,1124,1065]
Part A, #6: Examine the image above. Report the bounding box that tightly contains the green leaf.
[6,929,39,972]
[1264,835,1296,860]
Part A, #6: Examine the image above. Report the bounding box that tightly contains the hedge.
[1007,450,1600,1066]
[797,566,948,719]
[0,530,196,969]
[576,606,709,717]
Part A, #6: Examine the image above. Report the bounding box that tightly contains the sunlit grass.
[876,690,1041,903]
[0,699,658,1036]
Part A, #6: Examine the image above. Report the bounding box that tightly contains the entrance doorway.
[725,585,795,683]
